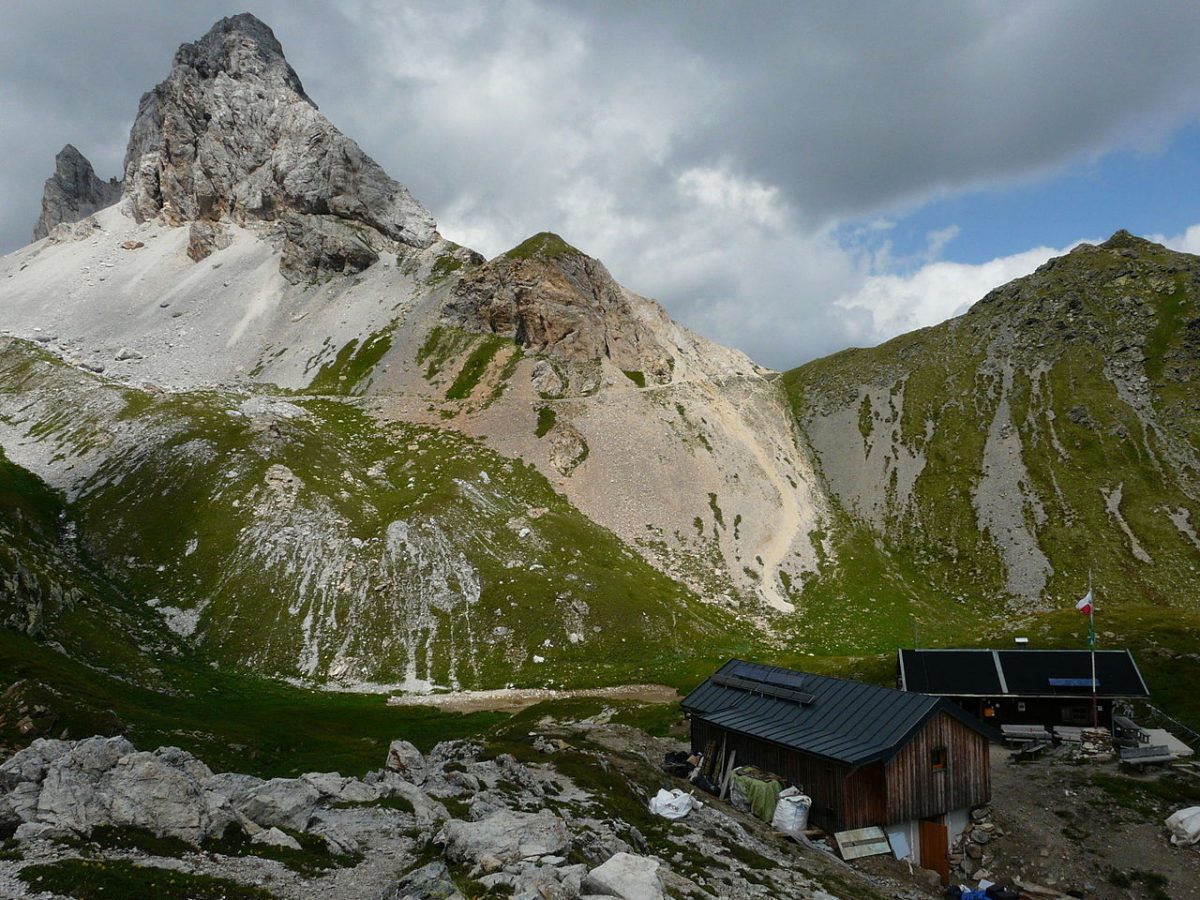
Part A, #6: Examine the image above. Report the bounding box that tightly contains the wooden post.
[719,750,737,801]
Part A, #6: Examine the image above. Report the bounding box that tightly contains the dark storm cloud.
[3,1,1200,365]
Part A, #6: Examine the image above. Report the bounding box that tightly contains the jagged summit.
[172,13,312,104]
[31,144,121,241]
[121,12,436,279]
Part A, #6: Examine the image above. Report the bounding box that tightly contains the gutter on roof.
[908,691,1147,699]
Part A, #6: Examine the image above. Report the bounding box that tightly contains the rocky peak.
[443,233,677,384]
[31,145,121,241]
[122,13,436,280]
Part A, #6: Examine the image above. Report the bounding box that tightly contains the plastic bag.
[770,786,812,837]
[649,788,701,820]
[1166,805,1200,846]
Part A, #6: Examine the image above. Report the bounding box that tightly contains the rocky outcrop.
[0,726,875,899]
[443,233,676,385]
[31,145,121,241]
[0,736,386,843]
[122,13,436,279]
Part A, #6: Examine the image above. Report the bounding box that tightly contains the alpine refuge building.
[682,660,992,880]
[896,648,1150,729]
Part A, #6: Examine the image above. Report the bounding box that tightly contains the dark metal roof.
[682,659,990,768]
[897,649,1150,698]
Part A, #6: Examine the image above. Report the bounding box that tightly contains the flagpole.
[1089,570,1098,730]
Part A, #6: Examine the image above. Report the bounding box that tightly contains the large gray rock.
[437,809,569,867]
[251,825,302,850]
[104,749,226,843]
[385,739,427,785]
[582,852,664,900]
[35,736,136,833]
[122,13,436,277]
[236,777,320,831]
[300,771,379,804]
[32,145,121,241]
[387,860,464,900]
[0,738,72,788]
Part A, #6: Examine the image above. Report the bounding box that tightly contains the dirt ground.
[384,683,680,713]
[975,744,1200,898]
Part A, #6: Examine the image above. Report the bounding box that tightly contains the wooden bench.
[1120,745,1174,765]
[1001,724,1052,745]
[1053,726,1085,744]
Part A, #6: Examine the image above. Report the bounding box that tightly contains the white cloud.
[833,242,1080,347]
[5,3,1200,369]
[1155,224,1200,255]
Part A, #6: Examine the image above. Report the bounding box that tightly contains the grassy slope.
[0,341,753,694]
[778,234,1200,728]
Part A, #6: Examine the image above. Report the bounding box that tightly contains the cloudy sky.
[4,1,1200,367]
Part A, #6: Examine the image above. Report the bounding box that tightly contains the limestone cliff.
[121,13,437,279]
[31,145,121,241]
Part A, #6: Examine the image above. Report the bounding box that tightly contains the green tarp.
[730,767,783,822]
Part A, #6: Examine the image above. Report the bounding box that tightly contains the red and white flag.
[1075,590,1093,616]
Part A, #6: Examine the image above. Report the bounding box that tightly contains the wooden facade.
[691,709,990,834]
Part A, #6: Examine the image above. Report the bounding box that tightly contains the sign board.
[834,826,892,860]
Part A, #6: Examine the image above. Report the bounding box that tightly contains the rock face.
[31,145,121,241]
[122,13,436,279]
[443,233,676,384]
[0,736,382,844]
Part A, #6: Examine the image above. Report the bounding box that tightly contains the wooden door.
[919,818,949,885]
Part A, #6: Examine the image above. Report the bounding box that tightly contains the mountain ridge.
[0,13,1196,715]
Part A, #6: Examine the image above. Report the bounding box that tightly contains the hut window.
[930,746,947,771]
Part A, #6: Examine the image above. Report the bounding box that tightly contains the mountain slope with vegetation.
[782,231,1200,655]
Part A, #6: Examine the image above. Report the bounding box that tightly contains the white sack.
[771,786,812,837]
[1166,806,1200,846]
[649,788,699,820]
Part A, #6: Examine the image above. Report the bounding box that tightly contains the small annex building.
[897,648,1150,730]
[683,660,992,880]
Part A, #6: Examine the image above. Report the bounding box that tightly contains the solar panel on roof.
[710,673,815,705]
[729,662,809,690]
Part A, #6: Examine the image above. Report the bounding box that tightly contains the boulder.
[437,809,569,867]
[104,749,223,844]
[204,772,265,808]
[582,852,664,900]
[0,738,72,787]
[387,860,464,900]
[310,821,360,856]
[385,740,427,785]
[251,825,302,851]
[531,360,565,398]
[35,736,135,833]
[549,427,588,475]
[236,777,321,831]
[187,222,233,262]
[301,772,379,804]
